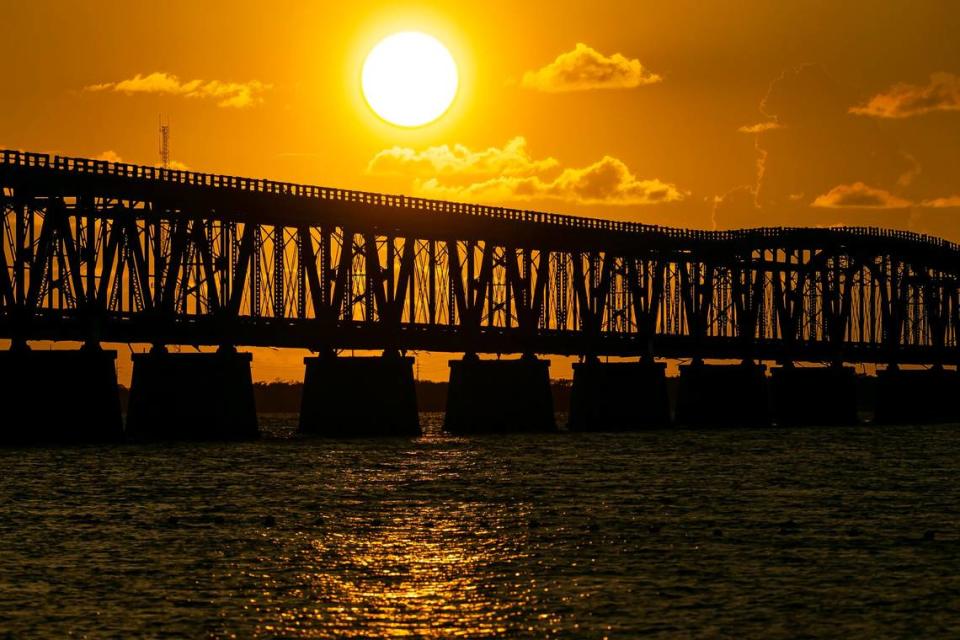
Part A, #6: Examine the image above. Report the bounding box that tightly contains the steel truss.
[1,150,958,365]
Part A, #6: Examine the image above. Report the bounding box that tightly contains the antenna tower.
[158,116,170,168]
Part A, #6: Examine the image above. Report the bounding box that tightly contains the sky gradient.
[2,0,959,380]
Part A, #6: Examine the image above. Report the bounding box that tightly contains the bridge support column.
[298,352,420,437]
[874,367,959,425]
[0,346,123,445]
[568,360,670,431]
[770,365,859,426]
[126,347,258,441]
[444,355,556,434]
[676,361,770,427]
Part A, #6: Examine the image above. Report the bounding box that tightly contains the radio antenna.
[158,115,170,168]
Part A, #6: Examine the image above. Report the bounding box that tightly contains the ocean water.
[0,414,958,638]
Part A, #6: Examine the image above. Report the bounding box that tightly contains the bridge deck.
[2,149,957,257]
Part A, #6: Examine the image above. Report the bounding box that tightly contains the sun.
[362,32,458,128]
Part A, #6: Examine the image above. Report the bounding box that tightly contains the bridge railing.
[2,149,958,254]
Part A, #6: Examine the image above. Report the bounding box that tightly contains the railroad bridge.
[1,150,958,441]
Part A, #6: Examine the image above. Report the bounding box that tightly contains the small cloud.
[417,155,685,206]
[849,72,960,119]
[96,150,123,162]
[521,43,661,92]
[738,121,783,134]
[367,137,557,177]
[896,152,922,187]
[91,150,189,170]
[712,186,759,229]
[161,160,190,171]
[921,195,960,208]
[85,71,271,108]
[811,182,911,208]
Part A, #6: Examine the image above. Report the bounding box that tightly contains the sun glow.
[362,32,458,127]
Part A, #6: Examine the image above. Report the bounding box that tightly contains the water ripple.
[0,416,958,637]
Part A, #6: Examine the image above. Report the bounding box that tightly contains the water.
[0,415,958,638]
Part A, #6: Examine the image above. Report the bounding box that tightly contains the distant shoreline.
[117,376,882,415]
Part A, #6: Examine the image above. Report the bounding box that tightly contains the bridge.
[1,149,958,441]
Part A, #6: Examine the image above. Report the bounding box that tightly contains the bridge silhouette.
[1,149,958,441]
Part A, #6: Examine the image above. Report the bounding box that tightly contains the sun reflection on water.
[242,441,559,637]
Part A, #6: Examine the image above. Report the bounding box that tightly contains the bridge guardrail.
[2,148,957,255]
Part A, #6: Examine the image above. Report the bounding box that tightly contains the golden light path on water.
[266,508,529,636]
[240,427,566,638]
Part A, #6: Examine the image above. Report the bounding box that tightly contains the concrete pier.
[770,365,859,426]
[126,348,258,441]
[874,367,959,425]
[445,355,556,434]
[0,347,123,445]
[298,353,420,437]
[568,360,670,431]
[676,361,770,427]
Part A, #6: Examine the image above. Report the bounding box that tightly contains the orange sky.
[2,0,959,382]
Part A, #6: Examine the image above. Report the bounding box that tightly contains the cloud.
[738,121,783,134]
[748,64,914,209]
[811,182,912,209]
[718,65,960,235]
[96,150,123,162]
[370,137,684,206]
[371,136,683,206]
[521,43,661,92]
[712,186,761,229]
[921,195,960,208]
[367,137,557,177]
[850,72,960,119]
[91,149,189,170]
[85,72,270,108]
[416,155,685,206]
[896,152,921,187]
